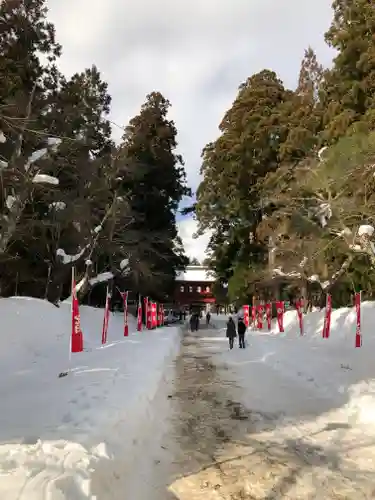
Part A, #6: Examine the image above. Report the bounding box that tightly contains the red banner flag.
[296,299,304,336]
[71,268,83,353]
[251,306,257,330]
[322,294,332,338]
[276,301,284,333]
[122,291,129,337]
[266,303,272,331]
[160,304,164,326]
[144,297,150,329]
[355,292,362,348]
[151,302,157,329]
[101,287,110,344]
[257,304,264,329]
[157,304,162,327]
[243,305,250,327]
[137,297,142,331]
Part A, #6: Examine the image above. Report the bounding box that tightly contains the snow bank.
[0,297,180,499]
[270,302,375,423]
[199,305,375,486]
[210,303,375,430]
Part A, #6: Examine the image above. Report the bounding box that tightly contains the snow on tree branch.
[49,201,66,211]
[120,257,129,271]
[32,174,59,185]
[89,272,114,286]
[318,146,328,162]
[56,246,89,264]
[5,196,16,210]
[358,224,374,237]
[0,82,62,254]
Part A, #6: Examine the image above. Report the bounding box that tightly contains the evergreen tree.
[321,0,375,142]
[117,92,190,299]
[0,0,61,159]
[0,0,62,295]
[196,70,292,295]
[0,64,116,300]
[279,47,323,161]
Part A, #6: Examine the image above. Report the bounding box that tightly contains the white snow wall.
[89,326,181,499]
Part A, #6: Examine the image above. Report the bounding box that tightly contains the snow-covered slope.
[209,304,375,474]
[213,304,375,419]
[0,297,180,500]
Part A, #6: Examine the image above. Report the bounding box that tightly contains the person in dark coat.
[195,313,200,330]
[189,313,196,332]
[226,316,237,349]
[237,317,246,348]
[206,311,211,326]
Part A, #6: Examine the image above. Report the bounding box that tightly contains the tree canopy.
[0,0,190,304]
[196,0,375,307]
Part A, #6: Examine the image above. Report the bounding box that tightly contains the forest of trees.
[196,0,375,307]
[0,0,190,305]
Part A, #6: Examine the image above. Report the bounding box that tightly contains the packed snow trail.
[166,320,375,499]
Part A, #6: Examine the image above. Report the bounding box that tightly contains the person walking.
[195,313,200,331]
[206,311,211,326]
[226,316,237,349]
[237,317,246,348]
[189,313,196,332]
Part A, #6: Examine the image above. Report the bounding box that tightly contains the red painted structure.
[174,265,216,311]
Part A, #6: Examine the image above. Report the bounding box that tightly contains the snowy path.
[166,321,375,499]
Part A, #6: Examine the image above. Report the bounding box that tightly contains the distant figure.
[189,313,196,332]
[226,316,237,350]
[206,311,211,326]
[179,310,183,322]
[237,317,246,349]
[190,313,199,332]
[195,313,200,330]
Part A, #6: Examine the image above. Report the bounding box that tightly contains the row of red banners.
[70,269,164,354]
[138,297,164,332]
[242,301,285,333]
[242,292,362,347]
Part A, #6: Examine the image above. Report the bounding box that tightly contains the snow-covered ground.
[201,305,375,491]
[211,305,375,423]
[4,297,375,499]
[0,297,180,500]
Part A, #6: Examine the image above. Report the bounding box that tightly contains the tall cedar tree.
[0,0,62,295]
[117,92,190,299]
[196,70,291,291]
[278,47,323,161]
[1,63,115,299]
[321,0,375,142]
[0,0,61,160]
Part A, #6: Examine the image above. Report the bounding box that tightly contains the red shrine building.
[174,265,216,311]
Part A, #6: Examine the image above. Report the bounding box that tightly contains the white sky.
[46,0,335,261]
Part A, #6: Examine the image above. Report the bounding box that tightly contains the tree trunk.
[44,264,52,300]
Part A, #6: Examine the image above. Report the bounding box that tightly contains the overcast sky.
[46,0,335,262]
